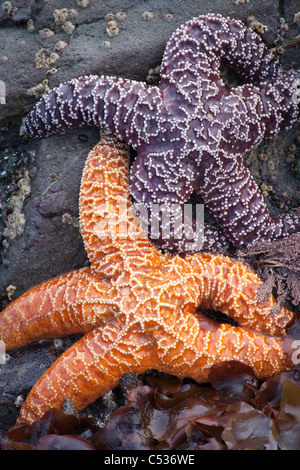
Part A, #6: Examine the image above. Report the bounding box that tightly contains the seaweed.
[2,366,300,450]
[238,232,300,310]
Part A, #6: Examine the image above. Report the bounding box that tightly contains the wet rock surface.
[0,0,299,432]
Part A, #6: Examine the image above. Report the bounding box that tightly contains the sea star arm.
[194,154,300,248]
[161,14,280,82]
[17,306,292,424]
[23,75,162,149]
[144,208,230,254]
[185,252,294,337]
[0,267,119,350]
[219,81,299,157]
[79,133,165,276]
[157,308,293,384]
[17,318,156,424]
[130,150,231,253]
[160,13,299,136]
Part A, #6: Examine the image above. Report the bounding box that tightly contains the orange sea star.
[0,134,296,424]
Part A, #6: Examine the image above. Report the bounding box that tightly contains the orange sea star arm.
[17,317,155,423]
[0,267,120,350]
[17,306,293,424]
[79,133,165,278]
[154,307,292,383]
[185,253,294,337]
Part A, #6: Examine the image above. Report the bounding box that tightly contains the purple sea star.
[24,14,300,253]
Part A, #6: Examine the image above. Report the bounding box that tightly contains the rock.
[0,129,97,300]
[0,336,79,429]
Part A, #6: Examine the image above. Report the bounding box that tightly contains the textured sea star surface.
[24,14,300,253]
[0,134,296,424]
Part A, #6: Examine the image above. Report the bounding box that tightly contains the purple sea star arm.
[219,79,299,157]
[160,13,299,152]
[24,75,163,148]
[194,154,299,249]
[135,199,230,254]
[161,13,296,85]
